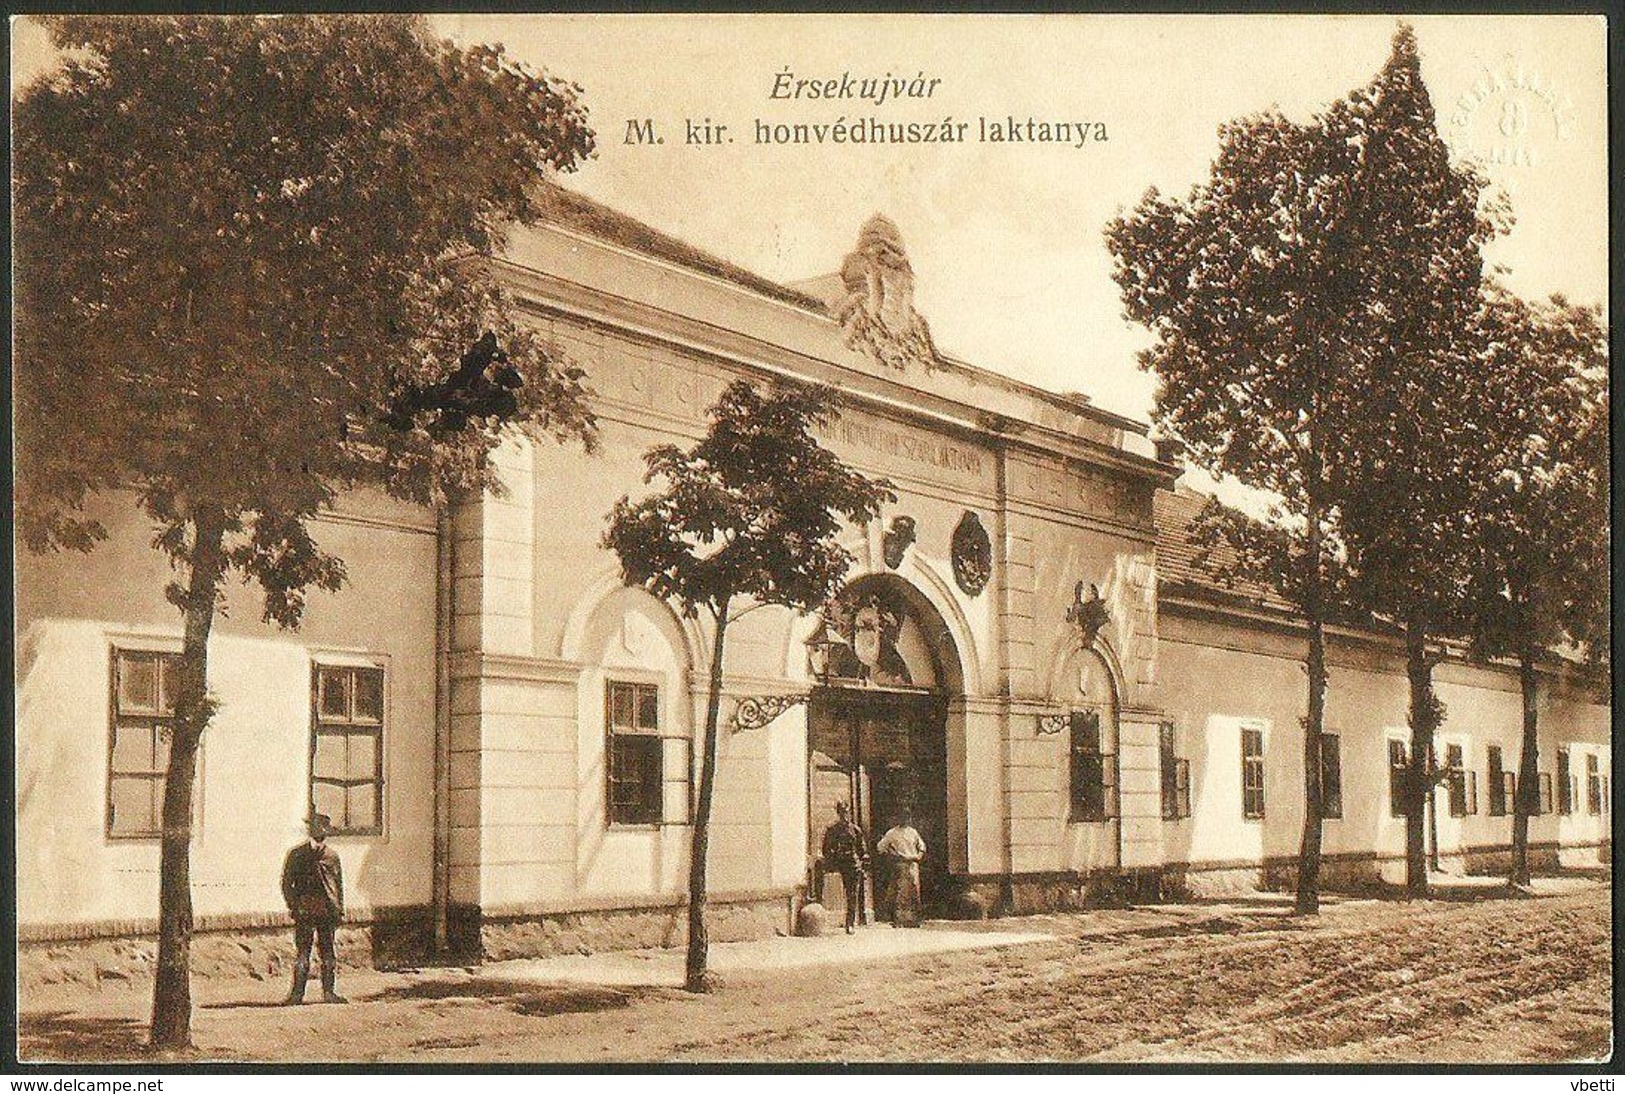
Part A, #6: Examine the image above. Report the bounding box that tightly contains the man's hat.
[835,800,850,814]
[307,813,334,838]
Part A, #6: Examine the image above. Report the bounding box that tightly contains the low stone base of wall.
[1003,874,1120,916]
[17,919,410,995]
[465,893,794,961]
[1256,855,1388,894]
[959,871,1148,916]
[1178,865,1270,899]
[18,895,797,994]
[956,846,1614,911]
[1460,846,1563,878]
[1558,841,1611,869]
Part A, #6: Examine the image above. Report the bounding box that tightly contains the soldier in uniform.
[819,800,868,934]
[280,813,347,1004]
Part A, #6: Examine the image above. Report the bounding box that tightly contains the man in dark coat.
[281,813,347,1004]
[819,800,868,934]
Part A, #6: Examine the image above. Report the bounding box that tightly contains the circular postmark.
[1446,56,1577,181]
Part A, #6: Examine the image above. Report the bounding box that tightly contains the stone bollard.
[948,889,989,921]
[796,902,830,937]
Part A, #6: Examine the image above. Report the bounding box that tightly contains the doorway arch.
[804,573,964,921]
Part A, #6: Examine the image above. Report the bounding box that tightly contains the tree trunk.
[1403,620,1436,898]
[1295,508,1327,916]
[149,507,228,1049]
[1510,645,1539,887]
[685,599,730,993]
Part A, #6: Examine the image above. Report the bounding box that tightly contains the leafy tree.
[1107,24,1475,914]
[604,381,893,992]
[1463,286,1608,886]
[1324,27,1501,897]
[14,14,596,1049]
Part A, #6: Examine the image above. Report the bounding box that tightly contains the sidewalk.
[18,879,1608,1062]
[473,921,1056,988]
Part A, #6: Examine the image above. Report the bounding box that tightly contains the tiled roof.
[529,182,828,313]
[1153,488,1294,613]
[1154,490,1605,682]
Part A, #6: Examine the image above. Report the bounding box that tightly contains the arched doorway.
[804,574,964,923]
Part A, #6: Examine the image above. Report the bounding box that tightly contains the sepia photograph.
[9,11,1614,1069]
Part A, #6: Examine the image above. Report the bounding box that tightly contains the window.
[310,664,384,835]
[1388,739,1409,818]
[1069,709,1116,822]
[109,649,181,838]
[607,681,665,826]
[1319,733,1343,820]
[1241,726,1265,819]
[1159,722,1190,821]
[1487,745,1513,817]
[1557,748,1573,814]
[1538,772,1554,816]
[1445,743,1476,817]
[1585,754,1601,815]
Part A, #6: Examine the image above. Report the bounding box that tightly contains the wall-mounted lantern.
[804,622,836,685]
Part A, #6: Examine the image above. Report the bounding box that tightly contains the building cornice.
[493,257,1178,490]
[448,651,582,686]
[505,218,1153,439]
[1158,589,1609,694]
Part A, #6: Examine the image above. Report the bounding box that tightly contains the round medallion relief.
[950,511,992,596]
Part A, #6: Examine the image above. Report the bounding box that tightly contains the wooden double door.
[807,686,949,919]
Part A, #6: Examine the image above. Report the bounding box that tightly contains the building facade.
[14,190,1611,959]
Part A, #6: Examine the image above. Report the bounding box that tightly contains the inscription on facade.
[815,415,984,477]
[564,331,717,423]
[1021,457,1149,525]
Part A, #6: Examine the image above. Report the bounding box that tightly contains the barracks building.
[15,186,1611,963]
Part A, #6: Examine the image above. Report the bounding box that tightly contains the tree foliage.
[1314,23,1500,634]
[13,14,598,1048]
[1460,286,1607,886]
[1314,27,1502,895]
[1188,498,1356,619]
[1106,23,1500,906]
[606,381,895,618]
[1464,287,1609,662]
[16,14,597,577]
[605,379,893,992]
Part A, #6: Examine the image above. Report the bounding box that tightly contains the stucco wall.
[482,307,1023,912]
[1156,604,1610,879]
[16,223,1608,943]
[15,489,438,930]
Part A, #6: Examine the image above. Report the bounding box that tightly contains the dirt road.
[18,881,1612,1064]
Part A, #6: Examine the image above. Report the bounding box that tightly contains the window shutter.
[1069,742,1085,816]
